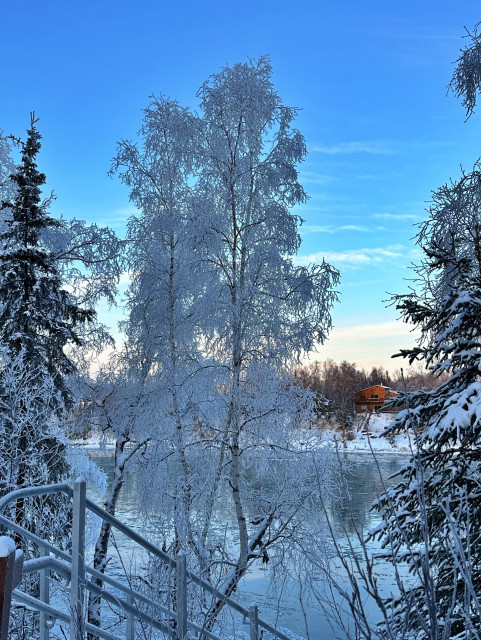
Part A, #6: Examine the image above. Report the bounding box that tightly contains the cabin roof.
[356,385,396,393]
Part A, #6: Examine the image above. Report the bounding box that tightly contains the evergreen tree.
[309,26,481,640]
[0,114,94,407]
[366,27,481,638]
[0,115,97,548]
[370,149,481,640]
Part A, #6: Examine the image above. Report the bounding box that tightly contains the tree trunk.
[87,439,127,640]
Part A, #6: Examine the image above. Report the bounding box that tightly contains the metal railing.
[0,481,295,640]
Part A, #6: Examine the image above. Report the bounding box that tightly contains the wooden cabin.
[355,385,398,413]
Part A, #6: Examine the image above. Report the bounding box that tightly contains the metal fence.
[0,481,294,640]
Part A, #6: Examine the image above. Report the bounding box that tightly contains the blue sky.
[2,1,481,372]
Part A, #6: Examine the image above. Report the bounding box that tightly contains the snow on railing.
[0,481,294,640]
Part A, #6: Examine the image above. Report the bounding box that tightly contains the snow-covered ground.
[75,414,415,455]
[319,413,414,453]
[71,433,116,448]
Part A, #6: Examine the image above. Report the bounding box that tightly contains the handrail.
[85,498,266,624]
[23,556,174,638]
[0,512,224,640]
[0,482,295,640]
[12,590,124,640]
[0,514,71,562]
[22,556,222,640]
[0,483,72,513]
[89,495,294,640]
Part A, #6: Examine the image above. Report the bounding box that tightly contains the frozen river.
[86,448,406,640]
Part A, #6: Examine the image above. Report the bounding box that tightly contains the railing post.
[126,592,134,640]
[70,480,86,640]
[39,544,50,640]
[249,604,259,640]
[175,552,187,640]
[0,544,16,640]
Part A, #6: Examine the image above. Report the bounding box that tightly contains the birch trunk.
[87,437,146,639]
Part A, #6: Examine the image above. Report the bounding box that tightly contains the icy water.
[86,448,406,640]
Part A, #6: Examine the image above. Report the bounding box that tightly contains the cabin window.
[370,394,379,399]
[361,394,366,400]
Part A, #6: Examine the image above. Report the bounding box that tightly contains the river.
[86,448,407,640]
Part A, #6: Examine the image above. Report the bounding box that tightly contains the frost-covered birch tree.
[81,347,152,635]
[0,132,16,207]
[192,58,339,619]
[85,98,206,635]
[108,57,339,633]
[112,96,212,548]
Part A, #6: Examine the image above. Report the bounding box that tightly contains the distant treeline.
[294,360,449,430]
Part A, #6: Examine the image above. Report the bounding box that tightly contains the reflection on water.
[330,452,403,534]
[86,447,406,640]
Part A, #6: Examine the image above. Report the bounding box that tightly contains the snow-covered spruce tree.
[0,115,99,541]
[368,166,481,639]
[361,27,481,639]
[110,57,339,634]
[0,114,95,396]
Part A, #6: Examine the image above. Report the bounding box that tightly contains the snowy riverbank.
[75,414,414,455]
[318,413,414,454]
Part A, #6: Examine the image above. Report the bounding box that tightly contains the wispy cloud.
[373,212,419,220]
[356,173,380,181]
[305,319,421,373]
[296,245,405,267]
[311,141,393,155]
[111,205,141,220]
[301,225,336,234]
[341,224,370,232]
[301,224,371,234]
[330,320,417,340]
[299,171,333,185]
[94,206,139,229]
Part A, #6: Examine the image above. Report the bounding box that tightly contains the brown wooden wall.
[355,385,398,413]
